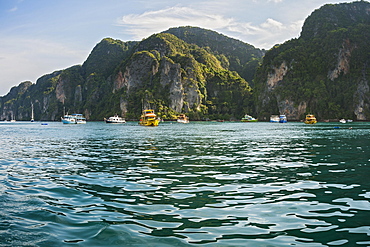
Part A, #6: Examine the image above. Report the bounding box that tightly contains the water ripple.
[0,122,369,246]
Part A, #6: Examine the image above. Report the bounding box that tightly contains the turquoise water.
[0,121,369,246]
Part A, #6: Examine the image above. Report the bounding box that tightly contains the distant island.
[1,1,369,121]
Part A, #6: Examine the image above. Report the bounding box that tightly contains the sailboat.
[10,112,16,122]
[31,103,34,122]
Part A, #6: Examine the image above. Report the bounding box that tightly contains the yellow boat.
[139,109,160,126]
[304,114,317,124]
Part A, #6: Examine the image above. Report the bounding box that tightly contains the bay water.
[0,121,369,246]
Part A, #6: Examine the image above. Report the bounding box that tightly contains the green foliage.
[82,38,138,78]
[3,5,368,122]
[164,26,264,82]
[254,1,370,120]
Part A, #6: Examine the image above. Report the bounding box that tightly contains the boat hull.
[270,115,279,122]
[304,120,317,124]
[62,119,86,124]
[241,119,258,122]
[105,120,126,124]
[105,116,126,124]
[140,119,160,126]
[139,109,160,126]
[61,114,86,124]
[177,114,189,124]
[241,114,257,122]
[304,114,317,124]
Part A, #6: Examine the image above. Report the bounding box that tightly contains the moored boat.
[139,109,160,126]
[279,115,287,123]
[177,114,189,124]
[339,119,346,123]
[241,114,257,122]
[270,115,279,122]
[304,114,317,124]
[61,114,86,124]
[104,115,126,123]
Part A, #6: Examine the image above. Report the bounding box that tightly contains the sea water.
[0,121,369,246]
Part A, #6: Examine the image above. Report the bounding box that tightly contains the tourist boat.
[177,114,189,123]
[304,114,317,124]
[61,114,86,124]
[104,115,126,123]
[279,115,287,123]
[139,109,160,126]
[270,115,279,122]
[339,119,346,123]
[241,114,257,122]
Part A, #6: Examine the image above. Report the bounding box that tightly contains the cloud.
[261,18,284,31]
[8,7,18,12]
[117,6,302,49]
[117,6,234,39]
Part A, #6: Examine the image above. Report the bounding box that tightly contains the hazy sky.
[0,0,351,96]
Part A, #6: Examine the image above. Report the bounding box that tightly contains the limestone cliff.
[328,39,355,81]
[254,1,370,121]
[0,27,259,121]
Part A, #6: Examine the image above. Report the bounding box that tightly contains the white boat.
[339,119,346,123]
[241,114,257,122]
[104,115,126,123]
[177,114,189,124]
[270,115,279,122]
[61,114,86,124]
[279,115,287,123]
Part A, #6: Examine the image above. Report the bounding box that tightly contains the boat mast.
[31,102,34,122]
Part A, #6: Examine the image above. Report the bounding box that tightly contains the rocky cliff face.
[354,76,370,121]
[2,4,369,122]
[0,28,259,121]
[267,61,288,91]
[328,39,354,81]
[255,1,370,121]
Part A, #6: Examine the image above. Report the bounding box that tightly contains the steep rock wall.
[159,58,183,112]
[115,51,160,94]
[55,76,66,104]
[328,39,355,81]
[354,76,369,120]
[277,98,307,120]
[267,61,288,91]
[183,68,202,112]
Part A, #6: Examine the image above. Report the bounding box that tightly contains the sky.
[0,0,352,96]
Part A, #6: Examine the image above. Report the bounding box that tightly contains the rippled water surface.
[1,121,369,246]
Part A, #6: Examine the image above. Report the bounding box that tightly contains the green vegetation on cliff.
[164,26,264,84]
[1,2,369,122]
[121,33,253,120]
[254,1,370,121]
[0,27,258,121]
